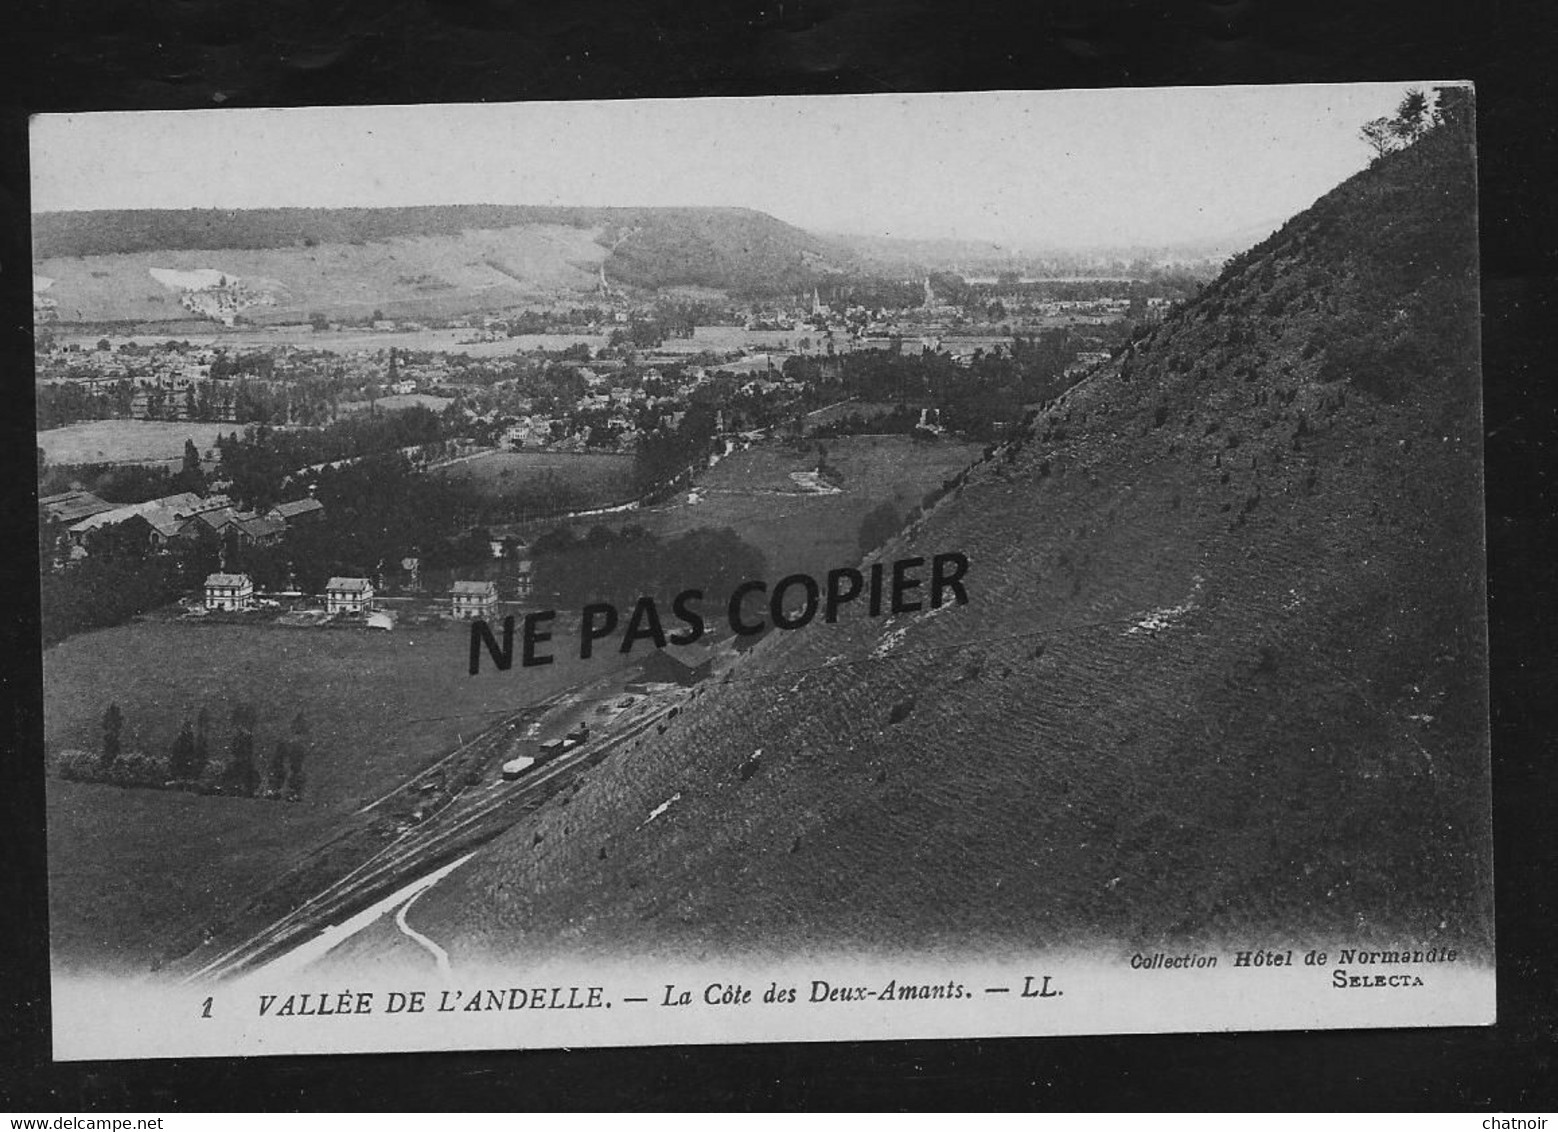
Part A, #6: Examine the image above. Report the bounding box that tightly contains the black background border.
[2,0,1554,1112]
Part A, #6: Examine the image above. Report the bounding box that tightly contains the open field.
[338,392,455,413]
[37,419,237,465]
[577,435,985,581]
[435,449,636,504]
[44,616,635,971]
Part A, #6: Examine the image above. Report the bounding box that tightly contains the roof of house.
[271,498,325,519]
[325,576,374,592]
[204,572,252,588]
[40,490,117,524]
[150,491,209,516]
[190,507,239,532]
[452,580,499,596]
[141,506,191,539]
[235,515,287,540]
[69,503,154,535]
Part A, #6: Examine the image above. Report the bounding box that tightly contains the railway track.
[178,693,683,984]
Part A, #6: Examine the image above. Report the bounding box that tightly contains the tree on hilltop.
[1360,117,1399,161]
[1361,87,1437,161]
[1392,88,1432,145]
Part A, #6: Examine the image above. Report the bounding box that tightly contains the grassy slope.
[435,451,636,505]
[419,125,1491,961]
[37,420,236,465]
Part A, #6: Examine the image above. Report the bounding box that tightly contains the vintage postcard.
[33,85,1492,1060]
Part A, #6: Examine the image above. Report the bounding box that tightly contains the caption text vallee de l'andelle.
[468,551,971,674]
[250,974,1060,1018]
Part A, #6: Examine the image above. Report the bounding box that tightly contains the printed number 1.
[201,997,213,1019]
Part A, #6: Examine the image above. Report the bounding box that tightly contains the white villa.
[324,576,374,615]
[450,579,499,620]
[204,572,254,611]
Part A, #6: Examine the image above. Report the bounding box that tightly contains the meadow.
[37,419,235,465]
[436,449,637,504]
[44,616,634,971]
[581,434,986,582]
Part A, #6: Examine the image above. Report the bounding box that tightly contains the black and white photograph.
[30,84,1494,1061]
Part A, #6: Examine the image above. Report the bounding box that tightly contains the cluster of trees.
[214,406,448,510]
[632,402,720,493]
[530,524,767,613]
[781,342,1091,442]
[809,405,925,439]
[40,545,208,646]
[606,319,674,350]
[38,456,190,505]
[57,703,311,800]
[503,307,609,335]
[275,454,478,591]
[1358,88,1440,160]
[36,380,136,429]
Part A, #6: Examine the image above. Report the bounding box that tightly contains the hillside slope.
[32,205,850,322]
[420,121,1488,961]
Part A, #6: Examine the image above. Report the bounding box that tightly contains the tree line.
[56,702,312,801]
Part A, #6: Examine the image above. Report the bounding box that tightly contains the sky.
[30,84,1441,249]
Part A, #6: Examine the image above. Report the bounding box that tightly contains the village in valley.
[37,268,1189,647]
[37,229,1204,966]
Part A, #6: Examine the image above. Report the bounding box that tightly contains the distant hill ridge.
[32,204,849,302]
[413,111,1490,960]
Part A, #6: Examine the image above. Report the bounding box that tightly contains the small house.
[450,579,499,620]
[204,572,254,611]
[324,576,374,615]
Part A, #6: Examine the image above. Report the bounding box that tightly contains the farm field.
[583,435,985,582]
[436,449,636,504]
[37,419,236,465]
[338,392,455,413]
[44,617,635,971]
